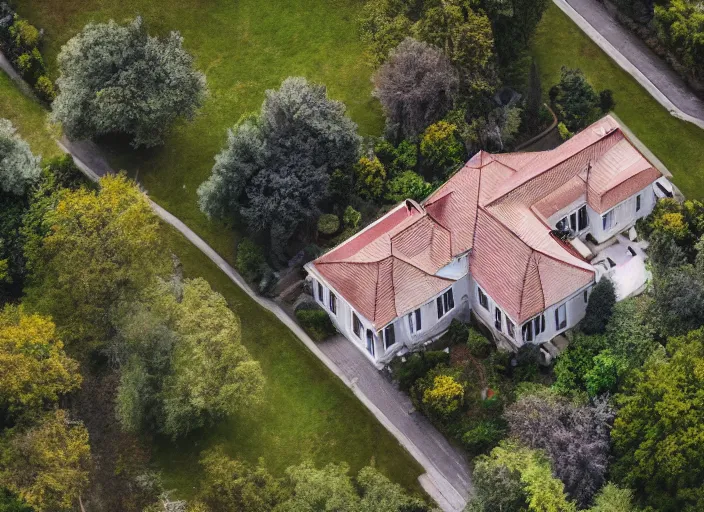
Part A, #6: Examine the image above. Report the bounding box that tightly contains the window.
[602,210,613,231]
[636,194,641,212]
[570,211,577,232]
[383,324,395,350]
[437,289,455,319]
[408,308,422,334]
[494,308,502,331]
[507,319,515,339]
[578,205,588,231]
[523,314,545,342]
[584,289,588,303]
[478,287,489,310]
[329,292,337,315]
[555,304,567,330]
[352,313,362,338]
[317,282,324,303]
[366,329,375,357]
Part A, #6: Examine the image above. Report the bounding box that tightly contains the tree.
[24,174,167,351]
[611,329,704,511]
[0,306,81,418]
[524,60,543,132]
[550,67,602,132]
[358,0,414,66]
[480,0,550,64]
[413,2,496,97]
[466,454,528,511]
[198,77,360,254]
[277,461,361,511]
[372,38,459,139]
[420,121,465,180]
[471,440,577,512]
[588,483,640,512]
[195,446,286,512]
[357,466,428,512]
[654,1,704,83]
[161,278,265,438]
[651,264,704,337]
[582,278,616,334]
[355,156,387,200]
[505,391,615,507]
[385,171,433,203]
[52,17,207,148]
[0,119,41,196]
[0,410,91,512]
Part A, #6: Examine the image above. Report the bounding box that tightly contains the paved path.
[59,130,472,512]
[554,0,704,129]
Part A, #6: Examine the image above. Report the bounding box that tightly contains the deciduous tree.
[0,119,41,196]
[52,17,207,148]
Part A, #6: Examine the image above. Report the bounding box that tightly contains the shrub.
[599,89,615,112]
[354,156,386,200]
[295,308,336,341]
[582,279,616,334]
[34,75,56,102]
[422,374,464,417]
[317,214,340,236]
[342,206,361,230]
[467,328,491,358]
[462,419,507,456]
[9,17,40,50]
[558,121,573,141]
[374,138,418,178]
[584,349,627,397]
[394,350,450,391]
[551,67,603,132]
[235,238,266,282]
[385,171,433,203]
[420,121,465,180]
[44,154,87,190]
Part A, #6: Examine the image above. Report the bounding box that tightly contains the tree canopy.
[198,77,361,253]
[52,17,207,148]
[0,119,41,196]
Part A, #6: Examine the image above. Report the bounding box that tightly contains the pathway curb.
[552,0,704,130]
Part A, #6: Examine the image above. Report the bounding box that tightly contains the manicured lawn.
[531,3,704,200]
[16,0,384,263]
[0,72,61,160]
[155,224,424,497]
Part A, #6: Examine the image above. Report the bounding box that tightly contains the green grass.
[16,0,384,263]
[0,72,60,160]
[531,3,704,199]
[158,224,423,496]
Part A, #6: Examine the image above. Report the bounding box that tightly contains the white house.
[304,116,670,366]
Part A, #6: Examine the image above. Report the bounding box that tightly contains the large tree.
[0,306,81,418]
[24,174,167,351]
[505,390,615,507]
[198,77,360,253]
[114,278,265,439]
[480,0,550,64]
[611,329,704,511]
[0,410,91,512]
[0,119,41,196]
[52,17,206,148]
[372,38,459,139]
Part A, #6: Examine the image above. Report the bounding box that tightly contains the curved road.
[554,0,704,129]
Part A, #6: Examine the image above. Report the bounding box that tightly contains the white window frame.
[366,329,375,357]
[602,209,614,231]
[408,308,422,334]
[494,308,502,331]
[506,318,515,339]
[352,312,362,339]
[522,314,545,343]
[478,287,489,310]
[329,291,337,315]
[557,204,589,235]
[636,194,641,212]
[317,281,324,303]
[383,323,396,350]
[436,288,455,319]
[555,303,567,331]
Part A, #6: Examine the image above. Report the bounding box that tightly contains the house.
[304,116,671,366]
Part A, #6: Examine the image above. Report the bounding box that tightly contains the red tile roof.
[310,116,662,328]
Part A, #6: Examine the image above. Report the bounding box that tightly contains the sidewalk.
[555,0,704,129]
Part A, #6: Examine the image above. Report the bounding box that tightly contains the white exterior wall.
[589,185,656,243]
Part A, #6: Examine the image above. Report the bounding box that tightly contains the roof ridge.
[535,253,546,312]
[484,129,620,207]
[518,249,533,321]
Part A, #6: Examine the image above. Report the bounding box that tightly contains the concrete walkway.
[554,0,704,129]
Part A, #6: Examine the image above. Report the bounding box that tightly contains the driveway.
[555,0,704,128]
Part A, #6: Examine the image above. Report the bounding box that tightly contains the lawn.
[156,224,424,496]
[531,3,704,200]
[16,0,384,263]
[0,72,60,160]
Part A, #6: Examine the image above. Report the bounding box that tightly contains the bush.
[467,328,491,358]
[420,121,465,181]
[34,74,56,102]
[9,17,40,50]
[551,67,604,132]
[317,214,340,236]
[385,171,433,203]
[394,350,450,391]
[557,122,573,141]
[44,154,88,190]
[235,238,266,282]
[354,156,387,200]
[422,374,464,417]
[295,308,336,341]
[582,279,616,334]
[599,89,615,112]
[374,138,418,178]
[342,206,361,230]
[462,419,507,456]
